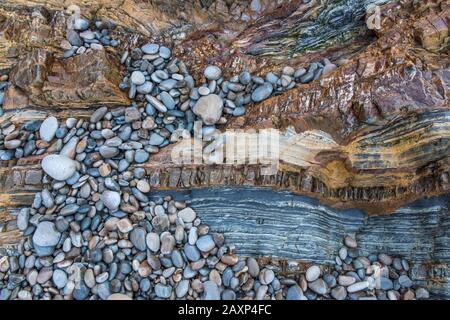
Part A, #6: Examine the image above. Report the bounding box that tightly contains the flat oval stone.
[41,155,77,181]
[101,190,121,211]
[146,232,160,252]
[306,265,321,282]
[347,281,369,293]
[141,43,159,54]
[196,235,215,252]
[203,281,220,300]
[52,269,68,289]
[131,71,146,85]
[308,279,328,295]
[178,207,197,223]
[251,82,273,102]
[39,116,58,142]
[204,66,222,80]
[130,227,147,251]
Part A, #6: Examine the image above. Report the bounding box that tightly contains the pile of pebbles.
[62,18,119,58]
[118,42,337,144]
[297,235,430,300]
[0,106,431,300]
[0,74,8,117]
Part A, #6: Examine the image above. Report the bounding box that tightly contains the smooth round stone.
[131,71,146,85]
[100,190,121,211]
[134,150,149,163]
[33,221,61,247]
[380,277,393,290]
[344,235,357,248]
[192,94,223,125]
[141,43,159,54]
[177,208,196,224]
[107,293,131,300]
[251,82,273,102]
[338,275,356,286]
[347,281,369,293]
[159,46,171,59]
[305,265,321,282]
[73,18,89,31]
[323,274,337,288]
[378,253,393,265]
[331,286,347,300]
[73,280,90,300]
[149,133,165,146]
[196,235,215,252]
[155,284,172,298]
[247,257,260,278]
[41,154,77,181]
[137,180,150,193]
[79,30,95,40]
[308,279,328,295]
[4,140,21,150]
[184,244,200,262]
[52,269,68,289]
[338,247,348,260]
[130,227,147,251]
[176,280,189,298]
[259,268,275,285]
[171,250,184,268]
[90,106,108,123]
[39,116,58,142]
[203,281,220,300]
[286,285,306,300]
[204,65,221,80]
[239,71,251,84]
[137,82,153,94]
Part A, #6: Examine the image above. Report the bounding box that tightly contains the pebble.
[196,235,215,252]
[41,155,77,181]
[308,279,328,295]
[347,281,369,293]
[259,268,275,285]
[331,286,347,300]
[155,284,172,298]
[17,208,29,231]
[306,265,321,282]
[131,71,146,85]
[130,227,147,251]
[52,269,68,289]
[344,235,357,248]
[203,281,220,300]
[39,116,58,142]
[193,94,223,125]
[32,221,61,248]
[204,66,222,80]
[141,43,159,54]
[251,82,273,102]
[101,190,121,211]
[178,207,196,223]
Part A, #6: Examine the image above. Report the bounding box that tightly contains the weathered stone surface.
[5,49,128,109]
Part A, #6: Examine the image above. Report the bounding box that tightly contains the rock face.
[6,49,128,109]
